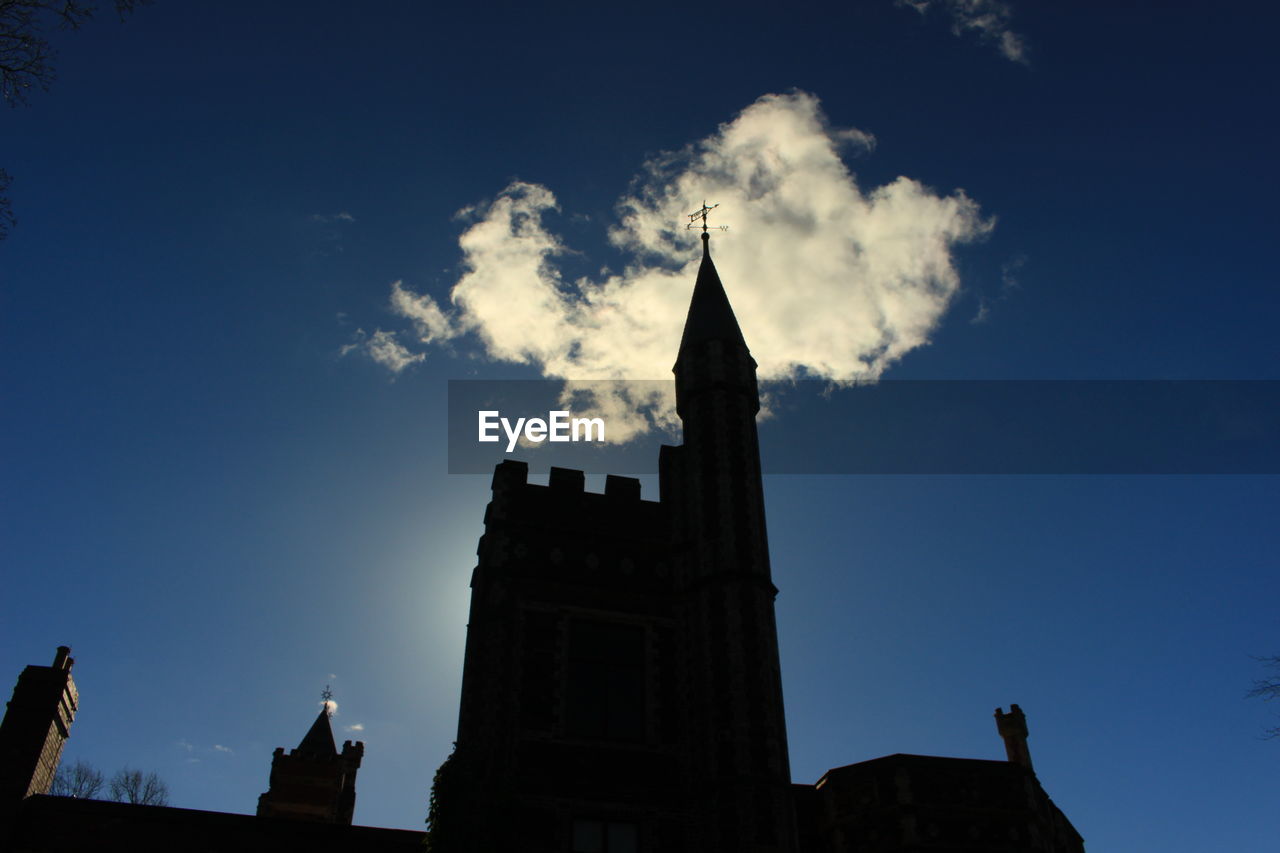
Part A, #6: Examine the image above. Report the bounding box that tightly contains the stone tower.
[257,705,364,824]
[666,231,795,852]
[0,646,78,813]
[443,231,796,852]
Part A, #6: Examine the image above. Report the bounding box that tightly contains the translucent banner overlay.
[447,380,1280,475]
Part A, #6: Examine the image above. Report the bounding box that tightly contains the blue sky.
[2,1,1278,848]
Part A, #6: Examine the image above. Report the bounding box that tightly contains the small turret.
[995,704,1034,772]
[257,691,363,824]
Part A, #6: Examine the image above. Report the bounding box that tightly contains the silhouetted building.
[4,795,424,853]
[1,231,1084,853]
[444,232,793,853]
[441,232,1084,852]
[0,647,77,826]
[0,658,416,852]
[796,754,1081,853]
[258,707,364,824]
[792,707,1082,853]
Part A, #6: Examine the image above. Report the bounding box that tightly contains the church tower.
[0,646,78,815]
[257,700,363,824]
[664,229,796,852]
[442,221,797,852]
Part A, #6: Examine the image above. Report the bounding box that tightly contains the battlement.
[271,743,363,766]
[340,740,364,764]
[477,460,672,599]
[485,461,664,539]
[491,460,648,504]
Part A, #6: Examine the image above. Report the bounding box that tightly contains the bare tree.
[108,767,169,806]
[0,167,12,241]
[0,0,147,237]
[1,0,146,106]
[49,758,104,798]
[1247,654,1280,738]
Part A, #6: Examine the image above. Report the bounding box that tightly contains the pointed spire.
[297,706,338,757]
[677,233,748,358]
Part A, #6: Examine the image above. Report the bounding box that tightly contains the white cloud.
[345,723,365,732]
[341,328,425,373]
[391,280,454,344]
[321,699,338,715]
[310,212,356,223]
[897,0,1029,64]
[378,92,990,434]
[177,739,236,757]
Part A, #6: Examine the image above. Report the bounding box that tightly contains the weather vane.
[321,685,334,716]
[687,201,729,235]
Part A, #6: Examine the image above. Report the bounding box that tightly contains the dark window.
[565,620,645,741]
[571,819,639,853]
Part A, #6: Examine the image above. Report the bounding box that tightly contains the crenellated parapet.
[477,462,672,600]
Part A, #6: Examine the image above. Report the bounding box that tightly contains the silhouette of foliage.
[49,758,104,798]
[425,744,514,852]
[1247,654,1280,738]
[108,766,169,805]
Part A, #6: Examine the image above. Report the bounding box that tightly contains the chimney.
[52,647,73,671]
[994,704,1034,772]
